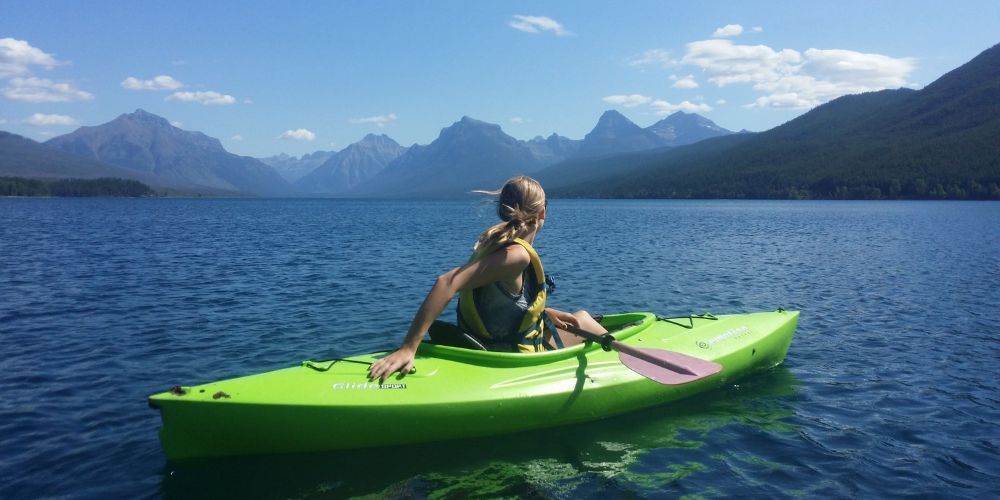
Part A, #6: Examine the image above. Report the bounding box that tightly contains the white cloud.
[752,26,764,33]
[713,24,744,38]
[681,39,915,109]
[671,74,699,89]
[231,134,244,141]
[24,113,77,126]
[122,75,184,91]
[682,39,802,87]
[171,60,186,66]
[349,113,398,127]
[716,99,727,105]
[0,38,61,78]
[746,93,816,109]
[627,49,676,69]
[650,100,713,115]
[243,99,253,104]
[602,94,652,108]
[2,77,94,102]
[280,129,316,141]
[803,48,914,88]
[510,117,529,124]
[166,90,236,105]
[509,15,572,36]
[170,121,183,128]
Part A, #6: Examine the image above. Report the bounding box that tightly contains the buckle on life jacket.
[502,324,545,347]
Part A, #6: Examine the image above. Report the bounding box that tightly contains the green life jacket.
[457,238,550,352]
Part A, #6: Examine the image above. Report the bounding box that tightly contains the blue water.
[1,198,997,498]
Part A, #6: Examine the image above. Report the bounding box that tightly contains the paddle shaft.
[562,324,698,376]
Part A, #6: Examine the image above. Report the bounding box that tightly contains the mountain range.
[0,108,730,197]
[3,42,996,199]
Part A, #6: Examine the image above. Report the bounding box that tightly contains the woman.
[368,176,606,382]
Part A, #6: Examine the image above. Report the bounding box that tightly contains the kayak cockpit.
[417,312,655,366]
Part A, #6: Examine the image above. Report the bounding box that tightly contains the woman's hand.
[545,308,580,330]
[368,347,416,383]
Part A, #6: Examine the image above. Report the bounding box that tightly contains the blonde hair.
[472,176,546,258]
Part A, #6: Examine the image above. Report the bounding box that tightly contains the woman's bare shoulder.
[502,243,531,266]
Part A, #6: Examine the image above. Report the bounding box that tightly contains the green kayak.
[149,309,798,459]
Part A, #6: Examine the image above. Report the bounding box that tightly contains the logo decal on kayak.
[331,382,407,390]
[698,326,750,349]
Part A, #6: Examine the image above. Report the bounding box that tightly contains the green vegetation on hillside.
[547,43,1000,201]
[0,177,157,197]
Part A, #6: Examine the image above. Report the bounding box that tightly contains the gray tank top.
[472,272,530,339]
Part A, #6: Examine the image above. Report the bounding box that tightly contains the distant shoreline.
[0,176,159,198]
[4,193,996,202]
[2,175,996,201]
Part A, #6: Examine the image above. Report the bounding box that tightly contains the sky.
[2,1,998,158]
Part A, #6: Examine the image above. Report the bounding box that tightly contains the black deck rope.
[656,312,719,329]
[302,350,416,375]
[302,357,375,372]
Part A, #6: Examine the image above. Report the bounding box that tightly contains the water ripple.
[0,198,997,498]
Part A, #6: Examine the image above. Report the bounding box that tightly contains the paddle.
[562,324,722,385]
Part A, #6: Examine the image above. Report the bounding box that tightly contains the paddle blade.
[618,348,722,385]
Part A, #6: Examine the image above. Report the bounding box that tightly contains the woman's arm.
[367,245,530,382]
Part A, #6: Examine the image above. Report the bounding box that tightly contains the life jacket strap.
[543,312,564,349]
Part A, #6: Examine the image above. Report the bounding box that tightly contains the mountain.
[259,150,336,183]
[534,111,736,188]
[295,134,406,194]
[525,133,581,165]
[0,130,171,187]
[353,117,542,197]
[572,110,733,159]
[647,111,733,146]
[45,109,292,196]
[577,110,664,158]
[547,43,1000,200]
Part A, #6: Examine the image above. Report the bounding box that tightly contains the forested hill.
[0,176,156,197]
[547,43,1000,200]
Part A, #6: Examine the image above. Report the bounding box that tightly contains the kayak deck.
[149,310,798,459]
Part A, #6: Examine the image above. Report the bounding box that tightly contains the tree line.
[0,177,157,197]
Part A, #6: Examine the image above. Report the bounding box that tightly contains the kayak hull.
[150,310,798,459]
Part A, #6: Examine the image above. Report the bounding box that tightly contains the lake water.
[1,198,997,498]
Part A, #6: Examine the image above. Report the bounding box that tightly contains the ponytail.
[471,176,546,259]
